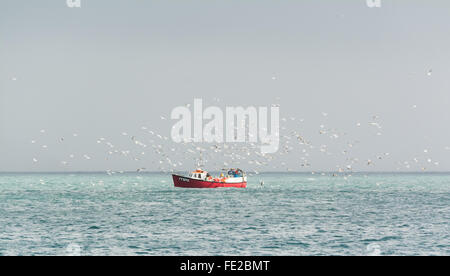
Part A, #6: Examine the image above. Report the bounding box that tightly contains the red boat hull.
[172,174,246,188]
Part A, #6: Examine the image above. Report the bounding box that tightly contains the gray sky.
[1,0,450,172]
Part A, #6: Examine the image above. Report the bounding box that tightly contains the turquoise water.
[0,172,448,256]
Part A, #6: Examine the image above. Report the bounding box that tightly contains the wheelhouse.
[189,169,208,180]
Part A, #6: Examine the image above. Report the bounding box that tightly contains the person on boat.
[234,169,243,177]
[206,173,213,181]
[227,169,239,177]
[227,169,233,177]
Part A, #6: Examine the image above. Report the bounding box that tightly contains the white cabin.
[189,169,208,180]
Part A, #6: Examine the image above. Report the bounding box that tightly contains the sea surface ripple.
[0,172,448,255]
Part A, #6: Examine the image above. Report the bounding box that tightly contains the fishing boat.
[172,168,247,188]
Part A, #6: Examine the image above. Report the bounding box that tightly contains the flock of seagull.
[25,70,448,177]
[29,113,446,178]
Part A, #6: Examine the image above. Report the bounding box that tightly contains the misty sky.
[1,0,450,172]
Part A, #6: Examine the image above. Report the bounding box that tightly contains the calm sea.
[0,172,448,255]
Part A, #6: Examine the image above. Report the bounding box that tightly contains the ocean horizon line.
[1,170,450,174]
